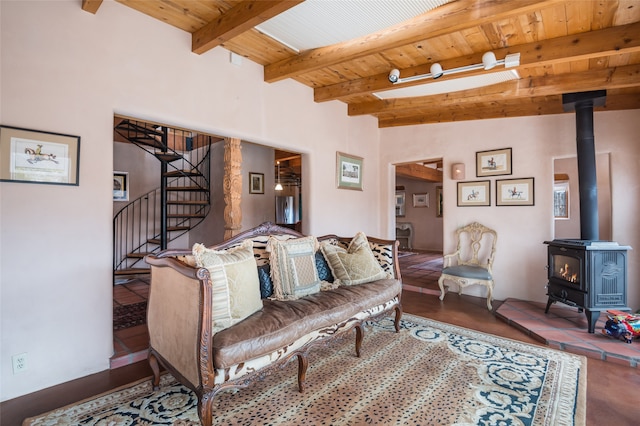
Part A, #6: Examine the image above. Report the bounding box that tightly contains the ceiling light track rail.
[389,52,520,84]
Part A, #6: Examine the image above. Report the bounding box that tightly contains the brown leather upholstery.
[213,279,401,369]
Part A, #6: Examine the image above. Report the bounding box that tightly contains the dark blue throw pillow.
[257,264,273,298]
[315,251,334,283]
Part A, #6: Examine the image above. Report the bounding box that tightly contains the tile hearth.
[495,298,639,368]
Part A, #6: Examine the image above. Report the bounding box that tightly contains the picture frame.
[113,171,129,201]
[249,172,264,194]
[412,193,429,208]
[554,180,569,218]
[336,151,363,190]
[436,186,443,217]
[457,180,491,206]
[476,147,512,177]
[496,177,535,206]
[395,191,405,217]
[0,125,80,186]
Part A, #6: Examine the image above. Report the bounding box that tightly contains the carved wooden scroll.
[223,138,242,240]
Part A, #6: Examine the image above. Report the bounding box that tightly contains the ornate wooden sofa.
[144,222,403,426]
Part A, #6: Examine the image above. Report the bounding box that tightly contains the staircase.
[113,118,218,283]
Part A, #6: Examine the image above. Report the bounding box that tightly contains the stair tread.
[167,200,209,205]
[167,186,207,191]
[114,268,150,276]
[164,170,202,177]
[167,214,206,218]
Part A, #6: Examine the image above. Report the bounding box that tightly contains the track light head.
[482,51,497,70]
[430,63,443,79]
[388,68,400,83]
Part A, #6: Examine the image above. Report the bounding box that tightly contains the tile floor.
[111,278,150,368]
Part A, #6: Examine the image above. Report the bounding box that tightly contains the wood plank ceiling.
[83,0,640,128]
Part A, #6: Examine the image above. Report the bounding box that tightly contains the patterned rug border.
[23,313,586,426]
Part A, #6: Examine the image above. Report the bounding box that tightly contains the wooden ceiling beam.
[377,92,640,127]
[264,0,564,82]
[192,0,303,55]
[81,0,103,14]
[315,22,640,102]
[396,164,443,182]
[349,64,640,116]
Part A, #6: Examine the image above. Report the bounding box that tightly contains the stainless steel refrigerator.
[275,196,295,224]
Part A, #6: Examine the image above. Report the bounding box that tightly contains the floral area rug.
[24,313,586,425]
[113,301,147,331]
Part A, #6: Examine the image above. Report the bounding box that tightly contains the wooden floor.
[2,251,639,425]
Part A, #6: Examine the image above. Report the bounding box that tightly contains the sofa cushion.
[267,236,321,300]
[212,278,402,369]
[315,251,334,282]
[257,264,273,298]
[320,232,388,286]
[192,239,263,333]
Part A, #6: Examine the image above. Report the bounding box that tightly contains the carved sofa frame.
[144,222,403,426]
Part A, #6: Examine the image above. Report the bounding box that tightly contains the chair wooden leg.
[486,284,493,310]
[438,276,446,301]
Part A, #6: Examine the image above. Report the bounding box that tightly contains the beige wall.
[380,111,640,309]
[1,0,639,402]
[0,1,380,400]
[395,177,443,251]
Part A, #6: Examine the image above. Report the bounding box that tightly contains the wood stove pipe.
[562,90,606,241]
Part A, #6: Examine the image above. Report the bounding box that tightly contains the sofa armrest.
[146,255,205,388]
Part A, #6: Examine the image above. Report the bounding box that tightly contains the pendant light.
[275,161,283,191]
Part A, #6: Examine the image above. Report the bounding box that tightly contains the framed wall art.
[0,125,80,185]
[436,186,443,217]
[249,172,264,194]
[496,177,535,206]
[412,193,429,207]
[476,147,512,177]
[457,180,491,206]
[336,151,363,190]
[113,171,129,201]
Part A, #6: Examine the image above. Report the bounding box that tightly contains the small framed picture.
[412,193,429,208]
[457,180,491,206]
[496,177,535,206]
[336,151,363,190]
[113,171,129,201]
[249,172,264,194]
[0,125,81,186]
[476,148,512,177]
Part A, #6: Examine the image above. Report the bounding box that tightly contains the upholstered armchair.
[438,222,497,310]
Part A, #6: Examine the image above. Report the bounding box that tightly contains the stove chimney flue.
[562,90,606,241]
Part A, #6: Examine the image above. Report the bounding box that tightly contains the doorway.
[394,159,444,253]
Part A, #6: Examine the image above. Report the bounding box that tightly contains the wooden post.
[223,138,242,240]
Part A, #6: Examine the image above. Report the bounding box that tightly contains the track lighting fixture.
[388,51,520,84]
[388,68,400,83]
[275,161,283,191]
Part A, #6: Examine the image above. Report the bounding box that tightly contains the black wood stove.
[544,239,631,333]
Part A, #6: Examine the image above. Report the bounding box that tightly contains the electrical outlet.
[12,353,27,374]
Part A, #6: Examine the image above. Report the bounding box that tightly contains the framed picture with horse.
[496,177,535,206]
[0,125,80,186]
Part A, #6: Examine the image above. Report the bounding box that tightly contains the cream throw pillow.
[267,235,321,300]
[193,239,263,333]
[320,232,389,286]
